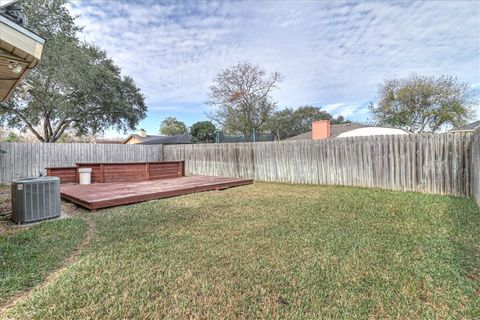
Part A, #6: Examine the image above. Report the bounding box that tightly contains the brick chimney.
[311,120,330,140]
[138,129,146,138]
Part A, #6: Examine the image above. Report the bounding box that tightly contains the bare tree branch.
[206,62,282,135]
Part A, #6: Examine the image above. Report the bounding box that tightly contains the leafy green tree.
[56,131,90,143]
[3,132,23,142]
[159,117,187,136]
[207,62,282,135]
[269,106,348,139]
[0,0,147,142]
[267,108,295,139]
[369,74,476,133]
[190,121,216,143]
[332,115,347,124]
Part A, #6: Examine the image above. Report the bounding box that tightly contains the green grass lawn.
[0,218,87,302]
[0,183,87,304]
[2,183,479,319]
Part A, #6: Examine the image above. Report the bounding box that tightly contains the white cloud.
[69,0,480,122]
[323,103,370,119]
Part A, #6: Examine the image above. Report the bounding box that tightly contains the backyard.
[0,182,479,319]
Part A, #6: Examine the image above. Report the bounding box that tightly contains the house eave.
[0,14,45,101]
[0,14,45,46]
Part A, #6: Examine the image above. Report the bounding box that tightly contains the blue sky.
[69,0,480,137]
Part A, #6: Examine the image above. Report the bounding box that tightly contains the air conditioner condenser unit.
[11,176,61,224]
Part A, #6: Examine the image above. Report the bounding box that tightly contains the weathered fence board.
[0,143,163,182]
[1,132,477,201]
[163,133,474,197]
[472,127,480,205]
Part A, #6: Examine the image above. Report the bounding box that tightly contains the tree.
[0,0,147,142]
[56,131,91,143]
[332,115,347,125]
[159,117,187,136]
[3,132,23,142]
[269,106,349,139]
[207,62,282,135]
[190,121,216,143]
[369,74,476,133]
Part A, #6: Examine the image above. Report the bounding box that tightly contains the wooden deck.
[60,175,253,211]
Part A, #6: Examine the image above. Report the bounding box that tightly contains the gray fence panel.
[0,143,163,182]
[163,133,474,197]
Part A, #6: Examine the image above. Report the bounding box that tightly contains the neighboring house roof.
[122,134,161,144]
[138,133,192,145]
[337,127,408,138]
[284,122,368,140]
[331,122,369,137]
[449,121,480,132]
[284,131,311,141]
[94,138,123,144]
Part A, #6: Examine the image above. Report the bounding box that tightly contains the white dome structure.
[337,127,408,138]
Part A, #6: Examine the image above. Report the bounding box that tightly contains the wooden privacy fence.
[0,143,163,183]
[472,127,480,205]
[1,132,478,200]
[164,132,476,197]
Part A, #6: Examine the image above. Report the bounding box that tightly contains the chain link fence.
[215,131,276,143]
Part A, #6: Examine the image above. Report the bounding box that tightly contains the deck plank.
[60,175,253,210]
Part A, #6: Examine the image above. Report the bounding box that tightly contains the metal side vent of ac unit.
[11,176,61,224]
